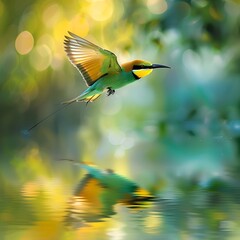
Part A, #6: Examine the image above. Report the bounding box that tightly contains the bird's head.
[122,60,170,79]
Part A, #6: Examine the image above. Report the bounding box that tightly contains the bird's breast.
[95,71,136,90]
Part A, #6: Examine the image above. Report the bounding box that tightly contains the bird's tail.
[26,94,102,132]
[26,101,74,132]
[61,96,80,104]
[61,94,101,104]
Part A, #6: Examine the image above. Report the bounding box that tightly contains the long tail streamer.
[26,102,74,133]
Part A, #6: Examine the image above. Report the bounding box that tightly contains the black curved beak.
[151,64,171,69]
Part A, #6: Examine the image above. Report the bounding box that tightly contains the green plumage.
[78,70,136,101]
[63,32,169,104]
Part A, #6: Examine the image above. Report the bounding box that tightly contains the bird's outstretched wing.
[64,32,122,86]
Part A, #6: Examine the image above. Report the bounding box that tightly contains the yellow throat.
[132,69,153,78]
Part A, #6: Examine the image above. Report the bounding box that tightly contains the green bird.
[27,32,170,131]
[63,160,154,225]
[63,32,170,103]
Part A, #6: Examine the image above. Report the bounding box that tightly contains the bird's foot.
[106,87,115,96]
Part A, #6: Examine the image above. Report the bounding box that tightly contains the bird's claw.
[106,87,115,96]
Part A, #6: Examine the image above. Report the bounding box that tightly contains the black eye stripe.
[133,65,151,70]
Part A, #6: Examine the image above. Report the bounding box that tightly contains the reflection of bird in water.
[63,161,154,228]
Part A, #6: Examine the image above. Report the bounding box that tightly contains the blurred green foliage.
[1,0,240,239]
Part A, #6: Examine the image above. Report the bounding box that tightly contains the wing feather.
[64,32,122,86]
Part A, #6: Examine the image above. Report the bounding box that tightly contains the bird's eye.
[133,65,146,70]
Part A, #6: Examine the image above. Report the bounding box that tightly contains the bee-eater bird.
[27,32,170,131]
[63,31,170,103]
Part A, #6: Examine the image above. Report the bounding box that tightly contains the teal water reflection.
[1,157,240,240]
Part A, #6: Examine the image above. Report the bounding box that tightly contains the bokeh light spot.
[192,0,208,8]
[183,49,201,74]
[88,0,113,21]
[15,31,34,55]
[147,0,168,15]
[42,3,62,27]
[108,131,126,145]
[69,16,89,37]
[30,44,52,71]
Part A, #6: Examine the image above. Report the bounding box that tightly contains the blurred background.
[1,0,240,239]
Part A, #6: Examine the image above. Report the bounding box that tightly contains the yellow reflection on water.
[21,181,40,198]
[144,211,162,234]
[107,221,125,240]
[15,31,34,55]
